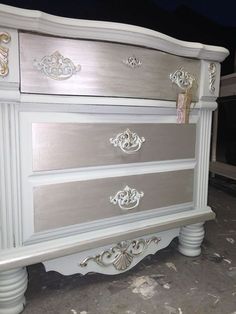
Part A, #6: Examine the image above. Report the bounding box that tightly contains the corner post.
[178,61,220,256]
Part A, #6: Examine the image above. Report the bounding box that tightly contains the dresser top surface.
[0,3,229,62]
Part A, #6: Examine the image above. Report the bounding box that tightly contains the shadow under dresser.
[0,4,229,313]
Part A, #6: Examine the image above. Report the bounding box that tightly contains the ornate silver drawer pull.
[123,55,142,68]
[169,67,196,91]
[110,128,145,154]
[110,185,144,210]
[80,237,160,271]
[33,51,81,80]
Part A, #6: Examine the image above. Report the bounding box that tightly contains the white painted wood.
[179,81,216,255]
[193,109,214,208]
[44,229,179,275]
[199,61,221,101]
[0,206,214,272]
[26,202,192,245]
[0,267,27,314]
[0,5,229,311]
[28,159,197,183]
[19,111,197,179]
[33,170,193,232]
[178,223,204,257]
[0,103,22,250]
[0,4,229,61]
[31,122,196,171]
[20,110,197,124]
[0,28,20,102]
[0,105,8,250]
[211,108,218,163]
[19,94,216,110]
[21,161,195,242]
[18,101,201,119]
[178,59,218,255]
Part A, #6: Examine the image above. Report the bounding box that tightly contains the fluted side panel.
[194,109,213,208]
[0,103,21,250]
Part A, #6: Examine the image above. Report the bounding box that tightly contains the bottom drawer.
[33,170,193,232]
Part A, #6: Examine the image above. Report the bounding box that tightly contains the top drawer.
[19,32,200,100]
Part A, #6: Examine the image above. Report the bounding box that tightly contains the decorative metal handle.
[169,67,196,91]
[110,128,145,154]
[110,185,144,210]
[123,55,142,69]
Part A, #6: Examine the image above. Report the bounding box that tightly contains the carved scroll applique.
[208,63,216,93]
[80,237,160,271]
[0,32,11,77]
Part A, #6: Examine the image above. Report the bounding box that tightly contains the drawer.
[32,122,196,171]
[33,170,194,232]
[19,32,200,100]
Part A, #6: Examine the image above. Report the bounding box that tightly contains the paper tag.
[176,92,192,124]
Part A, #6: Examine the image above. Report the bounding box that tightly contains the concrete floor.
[23,184,236,314]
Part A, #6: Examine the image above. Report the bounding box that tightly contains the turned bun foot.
[0,268,28,314]
[178,223,205,257]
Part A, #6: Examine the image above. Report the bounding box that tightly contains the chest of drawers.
[0,4,229,313]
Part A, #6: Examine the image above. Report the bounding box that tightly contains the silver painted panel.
[32,123,196,171]
[34,170,194,232]
[19,32,200,100]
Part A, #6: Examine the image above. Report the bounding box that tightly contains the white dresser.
[0,4,229,314]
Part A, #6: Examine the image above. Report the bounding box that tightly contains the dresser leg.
[0,267,28,314]
[178,223,205,257]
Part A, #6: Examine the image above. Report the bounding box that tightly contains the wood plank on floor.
[210,161,236,180]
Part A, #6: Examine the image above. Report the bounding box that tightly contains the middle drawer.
[32,122,196,171]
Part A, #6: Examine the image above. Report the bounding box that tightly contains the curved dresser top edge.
[0,3,229,62]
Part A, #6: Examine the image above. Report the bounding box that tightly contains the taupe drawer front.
[19,32,200,100]
[34,170,193,232]
[32,123,196,171]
